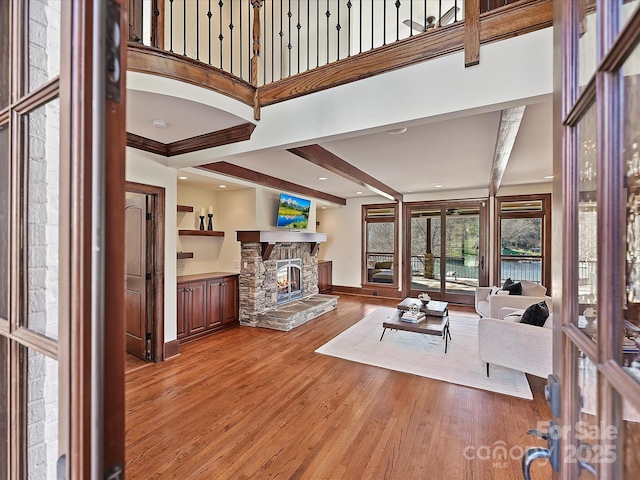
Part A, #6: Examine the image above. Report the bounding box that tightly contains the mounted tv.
[276,193,311,229]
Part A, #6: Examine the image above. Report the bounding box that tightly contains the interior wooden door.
[125,192,148,360]
[528,1,640,478]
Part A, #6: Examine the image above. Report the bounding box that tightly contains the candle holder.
[199,215,205,230]
[207,214,213,231]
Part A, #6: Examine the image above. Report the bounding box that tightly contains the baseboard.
[164,339,180,360]
[332,285,403,300]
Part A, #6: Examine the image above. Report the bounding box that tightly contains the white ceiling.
[127,90,246,144]
[127,91,553,202]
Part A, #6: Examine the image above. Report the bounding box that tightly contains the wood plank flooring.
[125,295,553,479]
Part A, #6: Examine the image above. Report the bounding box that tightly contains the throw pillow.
[520,280,547,297]
[520,301,550,327]
[503,278,514,289]
[503,281,522,295]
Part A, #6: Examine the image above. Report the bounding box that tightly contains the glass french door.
[404,200,488,304]
[1,1,127,478]
[552,0,640,478]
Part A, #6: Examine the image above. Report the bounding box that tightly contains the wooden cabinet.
[176,280,206,338]
[318,260,332,294]
[177,272,239,344]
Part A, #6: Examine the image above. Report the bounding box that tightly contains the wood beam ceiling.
[126,123,256,157]
[489,106,526,196]
[198,161,347,206]
[287,144,403,203]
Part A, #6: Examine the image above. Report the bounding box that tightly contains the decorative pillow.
[503,312,523,323]
[496,290,510,296]
[520,280,547,297]
[503,281,522,295]
[520,301,550,327]
[374,261,393,269]
[503,278,514,289]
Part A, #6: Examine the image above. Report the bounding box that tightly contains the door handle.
[522,447,550,480]
[480,255,484,270]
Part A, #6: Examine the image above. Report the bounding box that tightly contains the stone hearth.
[238,231,337,330]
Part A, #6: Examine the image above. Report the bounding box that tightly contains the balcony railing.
[130,0,536,88]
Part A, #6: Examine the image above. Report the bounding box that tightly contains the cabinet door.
[318,261,332,293]
[188,281,207,335]
[222,276,239,324]
[206,280,223,329]
[176,285,187,339]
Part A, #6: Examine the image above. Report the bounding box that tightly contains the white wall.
[126,148,178,343]
[213,187,257,273]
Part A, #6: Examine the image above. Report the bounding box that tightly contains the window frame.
[361,203,399,289]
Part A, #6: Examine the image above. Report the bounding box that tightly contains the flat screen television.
[276,193,311,229]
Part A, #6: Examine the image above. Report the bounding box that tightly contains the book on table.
[401,312,425,323]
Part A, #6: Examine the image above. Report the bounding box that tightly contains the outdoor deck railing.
[131,0,531,87]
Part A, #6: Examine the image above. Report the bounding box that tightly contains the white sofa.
[475,281,552,319]
[478,309,553,378]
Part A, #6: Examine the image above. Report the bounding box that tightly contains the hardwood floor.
[125,295,552,479]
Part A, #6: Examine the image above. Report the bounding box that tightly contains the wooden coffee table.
[380,298,452,353]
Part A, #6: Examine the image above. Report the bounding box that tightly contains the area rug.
[315,307,533,400]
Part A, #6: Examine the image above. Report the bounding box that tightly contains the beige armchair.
[478,311,553,378]
[475,281,552,319]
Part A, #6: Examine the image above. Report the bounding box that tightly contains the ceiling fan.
[403,6,461,33]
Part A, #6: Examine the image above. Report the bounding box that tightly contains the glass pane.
[500,218,542,286]
[0,336,7,476]
[578,0,597,90]
[366,207,395,219]
[23,98,60,340]
[410,209,441,293]
[624,401,640,478]
[0,0,9,110]
[577,354,600,479]
[577,104,597,341]
[24,347,59,480]
[445,209,479,295]
[26,0,62,93]
[366,222,395,284]
[623,40,640,380]
[0,124,8,321]
[621,0,640,32]
[500,200,543,213]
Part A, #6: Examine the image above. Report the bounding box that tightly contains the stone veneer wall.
[239,242,319,325]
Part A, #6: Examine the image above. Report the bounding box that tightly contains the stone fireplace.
[237,231,338,330]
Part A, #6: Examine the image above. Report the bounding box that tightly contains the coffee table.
[380,298,452,352]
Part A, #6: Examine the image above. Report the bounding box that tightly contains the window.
[362,204,398,287]
[495,194,551,288]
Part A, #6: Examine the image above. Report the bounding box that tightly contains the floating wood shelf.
[177,205,194,212]
[179,230,225,237]
[177,252,194,259]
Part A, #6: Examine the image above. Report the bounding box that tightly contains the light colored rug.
[315,307,533,400]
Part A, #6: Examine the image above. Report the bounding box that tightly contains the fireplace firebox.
[276,259,302,305]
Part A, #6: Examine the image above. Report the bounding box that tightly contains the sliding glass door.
[404,200,488,304]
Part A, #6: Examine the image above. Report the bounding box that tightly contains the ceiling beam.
[287,144,403,202]
[489,106,526,196]
[127,122,256,157]
[198,161,347,206]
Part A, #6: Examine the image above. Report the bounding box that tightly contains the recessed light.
[356,191,363,195]
[318,177,327,180]
[434,183,443,188]
[152,119,168,129]
[386,127,407,135]
[178,176,187,180]
[219,185,227,188]
[544,175,554,179]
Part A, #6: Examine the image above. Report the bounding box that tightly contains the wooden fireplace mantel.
[237,230,328,261]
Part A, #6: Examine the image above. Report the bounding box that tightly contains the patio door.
[403,200,489,304]
[0,1,127,478]
[535,0,640,478]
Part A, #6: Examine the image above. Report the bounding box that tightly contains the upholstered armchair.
[475,281,552,319]
[478,309,553,378]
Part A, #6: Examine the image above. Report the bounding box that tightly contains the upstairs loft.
[127,0,553,130]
